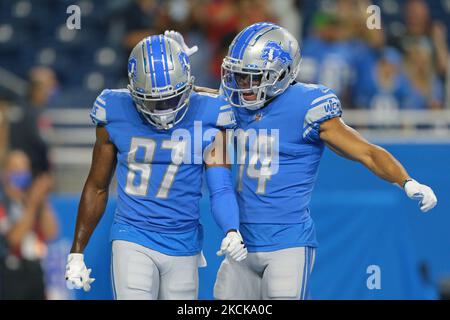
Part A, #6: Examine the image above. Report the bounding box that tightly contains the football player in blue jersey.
[64,34,247,300]
[197,22,436,300]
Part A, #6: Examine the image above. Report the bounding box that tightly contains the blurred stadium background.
[0,0,449,300]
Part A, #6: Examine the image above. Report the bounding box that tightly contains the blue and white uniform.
[214,82,343,300]
[90,89,236,299]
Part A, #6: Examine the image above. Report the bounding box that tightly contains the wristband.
[402,178,413,189]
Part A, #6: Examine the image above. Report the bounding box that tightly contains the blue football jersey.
[90,89,235,255]
[233,82,342,251]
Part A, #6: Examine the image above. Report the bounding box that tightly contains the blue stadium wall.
[48,143,450,300]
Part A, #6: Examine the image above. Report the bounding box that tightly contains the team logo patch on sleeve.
[90,94,107,125]
[303,93,342,140]
[216,110,236,127]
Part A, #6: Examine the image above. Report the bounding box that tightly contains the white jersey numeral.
[237,132,277,195]
[125,137,156,196]
[247,134,275,194]
[156,140,187,198]
[125,137,186,198]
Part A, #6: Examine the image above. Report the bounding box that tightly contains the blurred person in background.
[0,97,9,167]
[298,11,354,106]
[0,151,57,300]
[195,0,276,83]
[198,0,240,82]
[352,47,417,112]
[334,0,373,41]
[403,41,445,110]
[393,0,448,80]
[110,0,170,85]
[198,0,239,47]
[9,66,56,178]
[236,0,275,31]
[120,0,170,52]
[267,0,302,40]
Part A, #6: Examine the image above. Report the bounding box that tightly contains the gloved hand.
[217,230,247,262]
[164,30,198,57]
[65,253,95,292]
[404,179,437,213]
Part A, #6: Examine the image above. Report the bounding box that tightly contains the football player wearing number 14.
[208,22,437,300]
[64,34,247,299]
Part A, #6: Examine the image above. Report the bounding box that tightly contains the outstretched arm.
[319,117,437,212]
[320,118,409,186]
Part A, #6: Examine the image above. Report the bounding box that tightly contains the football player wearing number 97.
[64,34,247,299]
[210,22,437,300]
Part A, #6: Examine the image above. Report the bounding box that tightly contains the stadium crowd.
[109,0,449,111]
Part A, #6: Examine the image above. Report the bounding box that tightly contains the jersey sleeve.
[302,86,343,143]
[196,92,237,130]
[90,89,110,126]
[214,96,237,130]
[215,104,236,130]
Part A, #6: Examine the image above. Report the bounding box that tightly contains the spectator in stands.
[9,66,56,177]
[198,0,239,48]
[0,151,57,300]
[352,47,416,112]
[334,0,373,41]
[403,41,444,110]
[120,0,169,51]
[298,11,354,106]
[236,0,275,31]
[0,97,9,167]
[196,0,240,82]
[394,0,448,79]
[267,0,301,40]
[204,0,276,83]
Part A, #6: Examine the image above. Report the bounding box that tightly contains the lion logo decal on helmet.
[128,56,137,84]
[178,51,190,76]
[261,41,292,65]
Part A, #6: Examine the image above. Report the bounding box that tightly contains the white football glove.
[65,253,95,292]
[217,230,247,262]
[404,179,437,213]
[164,30,198,57]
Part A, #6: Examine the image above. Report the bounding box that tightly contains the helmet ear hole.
[278,70,286,81]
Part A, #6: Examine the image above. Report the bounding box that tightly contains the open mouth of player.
[242,91,257,101]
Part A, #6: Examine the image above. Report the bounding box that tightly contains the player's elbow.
[358,144,385,169]
[83,178,109,199]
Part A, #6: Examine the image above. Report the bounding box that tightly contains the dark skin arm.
[319,118,410,187]
[70,126,117,253]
